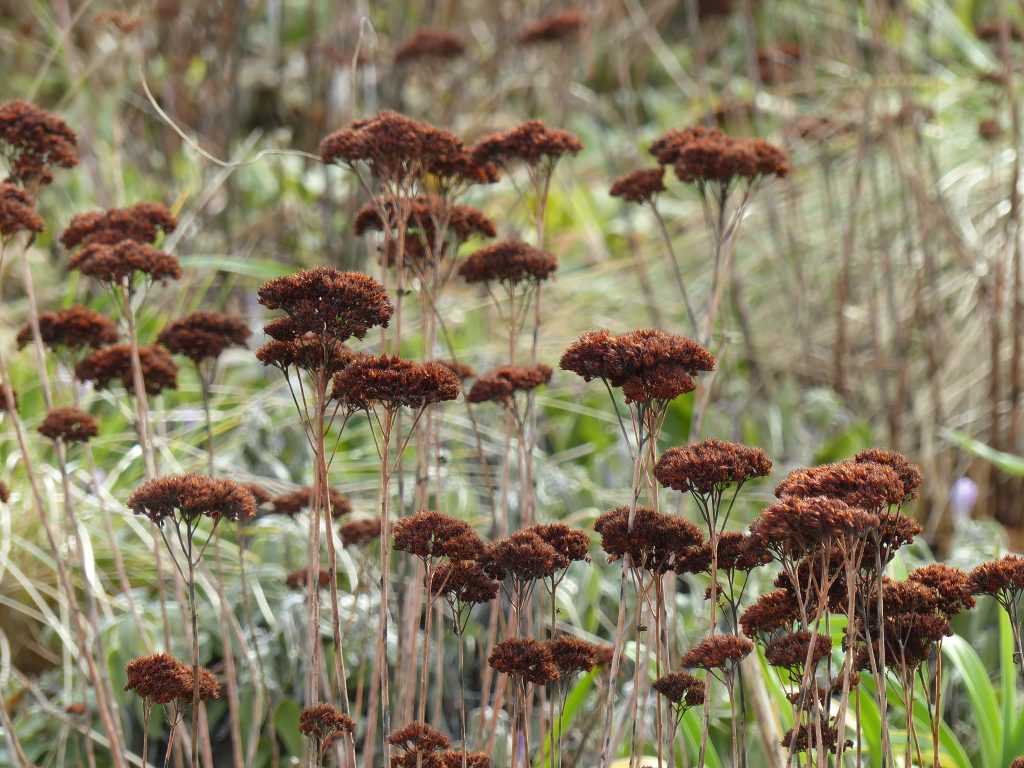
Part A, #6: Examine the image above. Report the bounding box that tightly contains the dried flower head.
[861,513,922,567]
[340,517,382,546]
[61,203,176,249]
[258,268,392,341]
[908,564,975,617]
[782,724,844,754]
[519,10,586,45]
[467,364,553,404]
[394,29,465,64]
[17,305,117,351]
[0,182,43,237]
[0,481,8,504]
[270,486,352,517]
[546,636,602,675]
[299,703,354,743]
[38,407,98,443]
[441,751,490,768]
[431,560,499,605]
[256,335,356,375]
[158,312,250,363]
[740,588,799,639]
[852,449,922,501]
[715,531,772,571]
[650,126,788,183]
[393,510,482,560]
[609,167,666,204]
[128,474,257,526]
[655,439,772,495]
[527,523,590,568]
[752,496,877,557]
[482,529,560,582]
[775,461,904,511]
[458,241,557,285]
[979,118,1003,142]
[681,634,753,669]
[472,121,582,167]
[593,506,703,573]
[75,344,178,396]
[765,630,831,670]
[436,359,475,381]
[969,555,1024,598]
[124,653,220,704]
[68,241,181,284]
[0,100,78,185]
[652,671,705,709]
[355,198,496,245]
[332,355,460,411]
[244,483,273,507]
[287,567,331,591]
[388,722,450,757]
[488,637,560,685]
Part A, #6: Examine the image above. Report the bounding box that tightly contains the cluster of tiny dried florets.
[18,305,118,352]
[37,406,98,443]
[457,240,558,286]
[467,364,552,404]
[69,240,182,284]
[680,634,754,670]
[127,474,257,526]
[393,510,483,561]
[782,724,845,755]
[652,671,705,710]
[609,167,666,205]
[655,439,772,495]
[436,359,475,381]
[764,630,832,671]
[355,198,496,245]
[340,517,382,546]
[740,588,800,639]
[482,529,560,583]
[387,722,451,768]
[488,637,560,685]
[593,506,703,573]
[546,636,603,676]
[431,560,499,606]
[332,355,461,411]
[158,311,250,364]
[124,652,220,705]
[256,335,355,375]
[472,120,582,168]
[649,125,789,187]
[75,343,178,396]
[518,9,586,45]
[774,460,906,512]
[909,563,975,617]
[298,703,354,743]
[0,100,79,186]
[969,555,1024,601]
[270,486,352,517]
[751,496,876,559]
[61,203,177,249]
[394,28,466,65]
[0,182,43,237]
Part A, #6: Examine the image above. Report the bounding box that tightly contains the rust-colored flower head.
[488,637,560,685]
[979,118,1003,142]
[258,268,392,341]
[256,334,357,375]
[69,240,181,284]
[17,305,117,352]
[908,564,975,617]
[128,474,257,526]
[609,167,666,205]
[655,439,772,495]
[593,506,703,573]
[286,567,331,591]
[782,724,844,755]
[0,100,78,186]
[0,182,43,237]
[244,483,272,507]
[740,588,799,639]
[356,197,496,247]
[441,751,490,768]
[388,722,450,758]
[861,513,922,567]
[715,531,771,571]
[467,364,553,404]
[331,355,460,411]
[158,311,250,363]
[765,630,831,670]
[853,449,922,502]
[436,359,475,381]
[652,671,704,709]
[299,703,354,743]
[680,634,753,670]
[519,9,586,45]
[1011,758,1024,768]
[124,652,220,704]
[774,461,905,512]
[458,240,557,286]
[969,555,1024,598]
[75,344,178,396]
[751,496,877,558]
[393,510,482,560]
[61,203,176,249]
[482,529,560,582]
[340,517,382,546]
[527,523,590,568]
[649,126,788,183]
[394,29,465,64]
[545,636,602,676]
[431,560,499,605]
[472,121,582,168]
[0,481,8,504]
[38,407,98,443]
[270,486,352,517]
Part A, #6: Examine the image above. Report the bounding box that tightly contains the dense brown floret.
[715,531,772,571]
[609,167,666,204]
[258,268,392,341]
[740,588,800,638]
[979,118,1003,142]
[18,305,117,352]
[649,126,788,183]
[527,523,590,568]
[680,634,753,669]
[388,722,450,758]
[655,439,772,495]
[775,461,905,511]
[751,496,877,557]
[61,203,176,249]
[393,510,482,560]
[467,364,553,404]
[0,183,43,236]
[546,636,602,675]
[436,359,475,381]
[38,407,98,443]
[488,637,560,685]
[158,312,250,363]
[765,631,831,670]
[861,513,922,567]
[69,240,181,283]
[0,100,78,185]
[483,529,560,582]
[472,120,582,167]
[652,671,705,708]
[75,344,178,396]
[431,560,499,605]
[441,751,490,768]
[355,198,496,246]
[332,355,460,411]
[127,474,257,525]
[287,568,331,591]
[270,486,352,517]
[519,9,586,45]
[243,483,273,506]
[458,241,557,285]
[256,335,356,374]
[299,703,354,742]
[909,564,975,616]
[340,517,382,546]
[782,724,844,754]
[969,555,1024,597]
[124,653,220,704]
[593,506,703,572]
[1011,757,1024,768]
[394,29,465,64]
[852,449,922,501]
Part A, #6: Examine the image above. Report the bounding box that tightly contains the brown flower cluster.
[781,724,844,754]
[650,125,789,185]
[388,722,450,768]
[286,568,331,591]
[560,329,715,403]
[393,510,483,560]
[124,652,220,705]
[431,560,499,605]
[483,529,560,582]
[0,100,78,185]
[969,555,1024,598]
[158,311,250,363]
[472,120,582,167]
[18,305,117,352]
[518,10,586,45]
[655,439,771,495]
[467,364,553,404]
[355,198,496,245]
[270,486,352,517]
[979,118,1003,142]
[680,634,753,670]
[458,240,557,286]
[441,752,490,768]
[715,531,771,571]
[394,29,465,64]
[740,588,799,639]
[909,564,975,617]
[128,474,257,526]
[256,335,355,375]
[546,636,602,676]
[436,359,475,381]
[853,449,922,502]
[609,167,666,204]
[593,506,703,573]
[751,496,877,557]
[0,481,8,504]
[61,203,176,249]
[0,182,43,237]
[75,344,178,396]
[69,241,181,284]
[488,637,560,685]
[652,671,705,709]
[38,407,98,443]
[764,630,831,670]
[340,517,382,546]
[299,703,354,742]
[244,483,272,507]
[258,267,393,342]
[529,523,590,567]
[332,355,460,411]
[775,460,906,512]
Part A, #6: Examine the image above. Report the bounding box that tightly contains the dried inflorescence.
[467,364,553,404]
[969,555,1024,599]
[518,9,586,45]
[655,439,772,495]
[489,637,560,685]
[0,100,78,186]
[124,652,220,704]
[37,407,98,443]
[909,564,975,617]
[61,203,176,249]
[472,120,582,167]
[527,523,590,569]
[270,486,352,517]
[861,513,923,567]
[775,460,905,512]
[609,167,666,204]
[782,724,844,755]
[393,510,482,560]
[158,312,250,363]
[441,751,490,768]
[256,335,356,374]
[299,703,354,742]
[340,517,382,546]
[546,636,602,676]
[388,721,450,767]
[650,125,789,185]
[0,481,8,504]
[332,355,460,411]
[740,588,799,639]
[458,240,557,286]
[286,568,331,591]
[751,496,878,557]
[355,198,496,244]
[75,344,178,396]
[0,182,43,237]
[594,506,703,573]
[68,240,181,284]
[394,29,466,64]
[128,474,257,526]
[436,359,475,381]
[979,118,1003,142]
[244,483,272,507]
[715,531,771,571]
[431,560,499,605]
[652,671,705,709]
[852,449,922,502]
[483,529,560,582]
[258,267,393,341]
[681,634,754,669]
[764,630,831,670]
[17,305,117,351]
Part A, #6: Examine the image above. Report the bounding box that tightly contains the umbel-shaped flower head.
[128,474,256,526]
[655,439,772,495]
[75,344,178,396]
[331,355,460,412]
[158,311,250,364]
[488,637,560,685]
[0,100,78,186]
[61,202,176,249]
[124,652,219,705]
[18,305,117,352]
[0,183,43,238]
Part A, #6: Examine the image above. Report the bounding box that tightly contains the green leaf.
[273,698,304,759]
[179,254,292,280]
[943,634,1001,768]
[942,430,1024,477]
